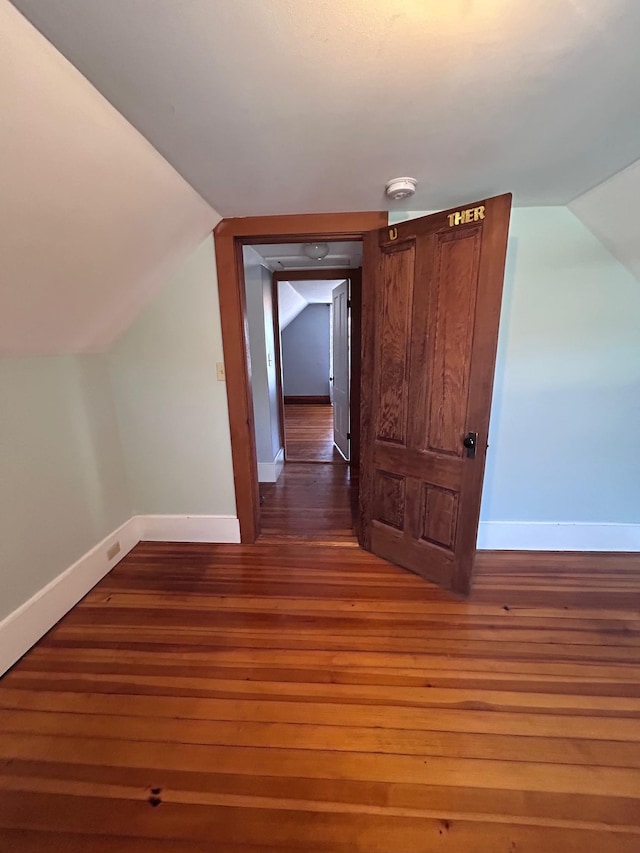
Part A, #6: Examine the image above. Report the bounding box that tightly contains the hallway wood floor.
[259,463,356,543]
[1,543,640,851]
[261,403,354,542]
[284,404,342,463]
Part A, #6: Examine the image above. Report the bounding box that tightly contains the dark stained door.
[359,194,512,594]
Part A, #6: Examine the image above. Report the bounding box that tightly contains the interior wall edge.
[257,449,285,484]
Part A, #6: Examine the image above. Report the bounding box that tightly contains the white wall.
[264,281,282,463]
[482,207,640,527]
[0,4,225,669]
[108,234,237,516]
[0,355,131,622]
[1,233,239,673]
[391,208,640,544]
[243,249,283,478]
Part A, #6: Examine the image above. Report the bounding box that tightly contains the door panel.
[374,470,406,530]
[376,244,415,445]
[332,280,350,460]
[360,194,511,594]
[425,229,481,455]
[421,484,459,549]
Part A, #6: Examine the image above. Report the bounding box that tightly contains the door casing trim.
[213,212,387,543]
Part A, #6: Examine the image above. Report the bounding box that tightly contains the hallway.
[259,463,356,544]
[284,404,343,463]
[260,403,355,543]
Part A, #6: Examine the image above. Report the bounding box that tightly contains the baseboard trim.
[477,521,640,551]
[4,514,631,677]
[0,517,140,677]
[138,514,241,543]
[0,512,242,677]
[284,395,331,405]
[258,448,285,484]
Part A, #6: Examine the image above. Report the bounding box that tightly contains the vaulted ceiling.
[0,0,218,355]
[11,0,640,215]
[570,160,640,283]
[3,0,639,357]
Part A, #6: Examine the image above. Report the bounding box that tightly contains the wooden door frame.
[213,212,387,543]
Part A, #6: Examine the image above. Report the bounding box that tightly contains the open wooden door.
[332,279,350,460]
[359,194,512,594]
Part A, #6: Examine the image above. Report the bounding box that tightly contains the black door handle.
[463,431,477,458]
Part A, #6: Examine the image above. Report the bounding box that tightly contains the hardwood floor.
[284,404,343,463]
[259,462,356,543]
[1,544,640,851]
[262,402,354,542]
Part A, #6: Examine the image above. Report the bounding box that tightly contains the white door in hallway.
[332,279,350,460]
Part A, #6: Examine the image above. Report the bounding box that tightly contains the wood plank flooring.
[259,463,356,543]
[284,404,342,463]
[1,544,640,851]
[262,403,354,542]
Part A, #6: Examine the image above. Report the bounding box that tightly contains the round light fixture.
[302,242,330,261]
[385,177,417,201]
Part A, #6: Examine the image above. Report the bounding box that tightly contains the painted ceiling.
[11,0,640,215]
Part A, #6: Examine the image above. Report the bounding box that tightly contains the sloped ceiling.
[291,281,346,304]
[11,0,640,215]
[277,282,308,331]
[0,0,218,355]
[277,280,347,331]
[569,159,640,283]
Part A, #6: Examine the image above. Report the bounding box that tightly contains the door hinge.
[347,432,351,439]
[347,299,352,308]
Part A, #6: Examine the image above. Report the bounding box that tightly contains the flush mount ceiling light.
[302,242,330,261]
[385,177,417,201]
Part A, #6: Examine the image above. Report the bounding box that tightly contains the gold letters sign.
[448,206,485,227]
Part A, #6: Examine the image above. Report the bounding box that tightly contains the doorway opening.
[241,240,362,543]
[213,211,385,547]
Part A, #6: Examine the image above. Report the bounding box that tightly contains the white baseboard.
[257,448,285,484]
[3,513,632,678]
[0,517,140,677]
[478,521,640,551]
[0,512,241,677]
[138,514,241,543]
